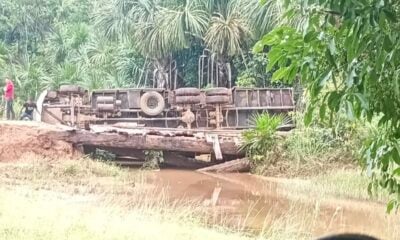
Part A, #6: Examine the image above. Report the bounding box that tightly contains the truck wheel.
[206,95,230,104]
[140,91,165,116]
[59,85,86,95]
[46,91,58,99]
[175,88,201,96]
[205,88,230,96]
[175,96,201,105]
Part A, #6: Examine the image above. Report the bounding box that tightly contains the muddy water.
[144,170,399,239]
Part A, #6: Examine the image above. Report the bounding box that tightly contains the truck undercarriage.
[33,85,295,162]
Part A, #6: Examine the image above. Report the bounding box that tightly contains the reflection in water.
[144,170,399,239]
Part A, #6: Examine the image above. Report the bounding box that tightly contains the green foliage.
[240,113,283,161]
[256,0,400,210]
[0,0,149,101]
[0,0,292,99]
[251,112,368,178]
[204,4,252,58]
[285,111,365,164]
[235,52,269,87]
[234,52,290,88]
[90,148,117,161]
[143,150,164,170]
[236,75,256,88]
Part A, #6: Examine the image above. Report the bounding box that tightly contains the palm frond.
[237,0,284,38]
[204,4,252,57]
[135,3,208,59]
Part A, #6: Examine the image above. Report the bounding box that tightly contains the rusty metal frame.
[43,107,67,125]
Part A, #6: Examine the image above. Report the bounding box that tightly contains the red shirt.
[4,81,14,100]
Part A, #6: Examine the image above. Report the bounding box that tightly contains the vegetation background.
[0,0,286,101]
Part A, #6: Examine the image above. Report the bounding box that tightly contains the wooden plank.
[197,158,250,173]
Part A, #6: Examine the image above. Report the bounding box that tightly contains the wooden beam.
[197,158,250,173]
[45,128,242,156]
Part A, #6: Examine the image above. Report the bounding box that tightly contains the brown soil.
[0,121,79,162]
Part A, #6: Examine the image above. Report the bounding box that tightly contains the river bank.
[0,157,397,240]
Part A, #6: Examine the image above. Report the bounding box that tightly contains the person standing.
[3,78,15,120]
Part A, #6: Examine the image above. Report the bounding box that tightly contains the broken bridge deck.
[0,121,292,161]
[45,124,244,159]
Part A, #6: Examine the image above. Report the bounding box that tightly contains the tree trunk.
[216,55,231,88]
[197,158,250,173]
[153,57,171,89]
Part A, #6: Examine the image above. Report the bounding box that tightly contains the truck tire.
[140,91,165,116]
[46,91,58,99]
[206,95,230,104]
[205,88,230,96]
[175,88,201,96]
[175,96,201,105]
[59,85,86,95]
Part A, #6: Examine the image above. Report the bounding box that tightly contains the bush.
[142,151,164,170]
[249,111,370,177]
[240,113,283,162]
[236,74,256,87]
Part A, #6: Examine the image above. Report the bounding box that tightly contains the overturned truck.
[35,85,295,163]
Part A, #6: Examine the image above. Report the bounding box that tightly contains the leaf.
[267,48,283,70]
[319,103,327,121]
[376,47,386,71]
[354,93,368,110]
[311,81,322,98]
[346,100,354,120]
[393,168,400,176]
[347,68,356,87]
[304,105,314,126]
[387,199,396,214]
[253,41,264,53]
[272,67,290,82]
[318,70,332,87]
[394,70,400,97]
[328,39,337,56]
[393,144,400,165]
[260,32,281,46]
[287,65,298,83]
[326,49,337,69]
[383,35,393,52]
[384,9,397,22]
[304,31,317,43]
[327,91,342,112]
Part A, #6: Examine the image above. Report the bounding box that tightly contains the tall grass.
[0,189,253,240]
[249,111,368,177]
[0,158,398,240]
[0,157,316,240]
[0,158,251,240]
[283,169,389,202]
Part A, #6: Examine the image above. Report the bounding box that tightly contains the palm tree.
[93,0,158,41]
[204,1,252,87]
[202,0,297,87]
[95,0,209,89]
